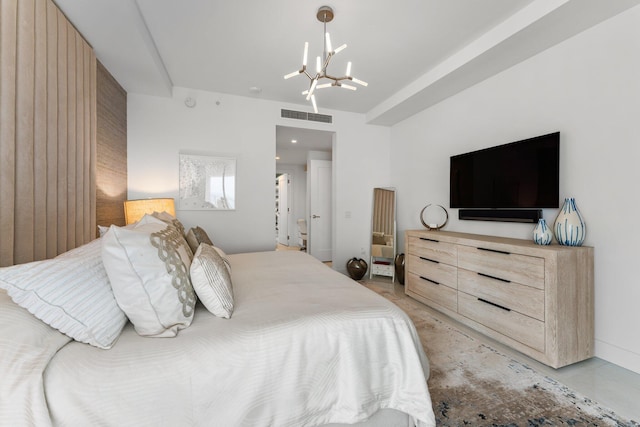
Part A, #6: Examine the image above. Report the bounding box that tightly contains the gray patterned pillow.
[190,243,234,318]
[152,211,186,236]
[102,220,196,337]
[185,226,214,254]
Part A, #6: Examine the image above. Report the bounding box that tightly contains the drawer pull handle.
[419,256,439,264]
[419,237,440,243]
[478,247,511,255]
[478,298,511,312]
[477,272,511,283]
[419,276,440,285]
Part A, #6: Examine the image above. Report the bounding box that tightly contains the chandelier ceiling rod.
[284,5,368,113]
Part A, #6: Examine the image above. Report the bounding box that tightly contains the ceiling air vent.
[281,109,332,124]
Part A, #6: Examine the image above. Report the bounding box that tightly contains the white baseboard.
[595,339,640,375]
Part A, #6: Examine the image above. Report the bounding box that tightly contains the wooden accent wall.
[96,61,127,233]
[0,0,96,267]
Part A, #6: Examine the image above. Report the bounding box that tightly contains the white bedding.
[2,251,435,427]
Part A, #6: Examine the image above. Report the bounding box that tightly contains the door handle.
[312,215,320,218]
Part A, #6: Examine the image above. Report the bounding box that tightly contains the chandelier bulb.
[341,83,357,91]
[306,78,318,101]
[346,61,352,77]
[325,32,333,53]
[352,77,368,87]
[302,42,309,66]
[284,70,300,80]
[311,94,318,114]
[334,44,347,54]
[316,56,322,74]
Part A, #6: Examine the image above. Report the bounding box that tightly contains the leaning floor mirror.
[370,187,396,281]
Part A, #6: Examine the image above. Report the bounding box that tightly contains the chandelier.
[284,6,368,113]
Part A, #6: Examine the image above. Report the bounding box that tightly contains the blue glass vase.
[533,219,553,245]
[554,198,586,246]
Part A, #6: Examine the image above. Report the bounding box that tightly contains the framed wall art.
[179,154,236,210]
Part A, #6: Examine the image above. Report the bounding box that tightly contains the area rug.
[362,281,638,427]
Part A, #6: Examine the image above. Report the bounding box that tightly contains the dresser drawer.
[458,269,544,321]
[407,236,457,265]
[458,291,545,352]
[407,272,457,312]
[457,245,544,289]
[407,254,457,289]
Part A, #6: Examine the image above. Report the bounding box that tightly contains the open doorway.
[275,125,333,263]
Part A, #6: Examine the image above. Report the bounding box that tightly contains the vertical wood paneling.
[0,0,97,266]
[0,0,18,267]
[74,33,83,243]
[33,0,47,260]
[66,22,76,248]
[56,8,67,253]
[45,0,57,259]
[89,51,97,237]
[14,0,35,265]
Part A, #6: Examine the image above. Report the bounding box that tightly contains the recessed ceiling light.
[291,139,297,144]
[275,156,280,160]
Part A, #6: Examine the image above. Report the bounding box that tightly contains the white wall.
[390,6,640,374]
[128,87,390,272]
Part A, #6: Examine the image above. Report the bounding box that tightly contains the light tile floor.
[365,277,640,423]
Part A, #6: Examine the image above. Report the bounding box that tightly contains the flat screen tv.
[450,132,560,209]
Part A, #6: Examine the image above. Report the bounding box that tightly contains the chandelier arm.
[322,52,334,72]
[324,73,350,82]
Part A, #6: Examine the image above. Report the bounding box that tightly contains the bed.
[0,219,435,427]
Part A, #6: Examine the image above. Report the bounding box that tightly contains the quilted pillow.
[185,226,213,254]
[213,245,231,275]
[101,220,196,337]
[0,238,127,349]
[190,243,234,318]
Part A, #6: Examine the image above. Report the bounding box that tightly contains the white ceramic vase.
[554,198,586,246]
[533,218,553,245]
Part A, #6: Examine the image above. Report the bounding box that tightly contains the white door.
[276,174,289,246]
[309,160,332,261]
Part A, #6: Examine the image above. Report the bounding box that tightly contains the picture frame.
[179,154,236,210]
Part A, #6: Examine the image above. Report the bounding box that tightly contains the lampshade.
[123,198,176,225]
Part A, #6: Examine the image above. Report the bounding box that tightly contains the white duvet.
[1,251,435,427]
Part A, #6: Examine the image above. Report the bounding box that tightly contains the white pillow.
[0,239,127,349]
[101,221,196,337]
[213,246,231,275]
[190,244,234,318]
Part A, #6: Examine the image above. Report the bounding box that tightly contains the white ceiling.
[55,0,640,126]
[275,126,333,165]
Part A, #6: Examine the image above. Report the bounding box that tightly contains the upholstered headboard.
[0,0,126,267]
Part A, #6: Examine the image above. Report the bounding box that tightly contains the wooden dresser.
[405,230,594,368]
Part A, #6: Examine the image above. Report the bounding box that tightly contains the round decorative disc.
[420,204,449,230]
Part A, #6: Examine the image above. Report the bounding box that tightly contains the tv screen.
[450,132,560,209]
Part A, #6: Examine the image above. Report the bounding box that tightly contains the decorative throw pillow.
[190,243,234,318]
[0,238,127,349]
[185,226,214,254]
[101,221,197,337]
[213,246,231,275]
[152,211,186,236]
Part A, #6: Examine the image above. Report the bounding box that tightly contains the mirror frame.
[370,187,396,281]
